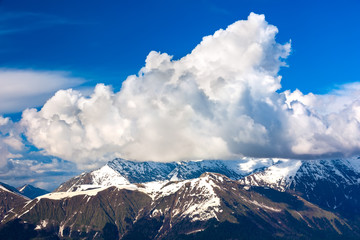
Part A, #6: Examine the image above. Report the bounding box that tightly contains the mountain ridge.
[240,157,360,218]
[17,184,49,199]
[2,157,360,239]
[55,158,275,192]
[2,172,355,239]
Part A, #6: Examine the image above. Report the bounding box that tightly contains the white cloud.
[0,69,84,113]
[0,115,79,190]
[0,116,9,126]
[0,116,23,167]
[0,157,79,191]
[20,13,360,170]
[284,87,360,157]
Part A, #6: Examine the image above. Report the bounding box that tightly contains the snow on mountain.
[0,182,22,195]
[241,157,360,191]
[240,157,360,216]
[240,159,303,190]
[0,184,13,194]
[0,182,29,222]
[144,173,222,222]
[56,164,130,192]
[108,158,177,182]
[3,172,355,239]
[167,158,274,181]
[42,173,222,222]
[91,165,130,186]
[172,173,222,222]
[55,158,275,192]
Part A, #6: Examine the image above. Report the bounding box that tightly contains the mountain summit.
[55,158,274,192]
[17,184,49,199]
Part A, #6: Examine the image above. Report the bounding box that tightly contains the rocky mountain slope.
[0,182,29,223]
[240,158,360,218]
[1,173,355,239]
[3,157,360,239]
[17,184,49,199]
[55,158,274,192]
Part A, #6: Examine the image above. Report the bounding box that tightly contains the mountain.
[55,158,274,192]
[0,182,29,223]
[3,157,360,239]
[17,184,49,199]
[126,173,353,240]
[240,157,360,218]
[1,173,356,240]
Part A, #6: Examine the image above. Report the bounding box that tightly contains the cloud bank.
[21,13,360,169]
[0,70,84,113]
[0,116,78,190]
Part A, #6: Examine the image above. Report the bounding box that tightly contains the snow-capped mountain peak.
[240,159,302,191]
[240,157,360,216]
[91,165,129,186]
[17,184,49,199]
[55,158,275,193]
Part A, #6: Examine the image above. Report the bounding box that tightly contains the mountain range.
[1,157,360,239]
[17,184,50,200]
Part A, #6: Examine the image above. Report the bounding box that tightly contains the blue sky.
[1,0,360,190]
[1,0,359,96]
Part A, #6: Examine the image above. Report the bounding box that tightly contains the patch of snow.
[18,185,27,192]
[186,229,205,235]
[38,187,107,200]
[241,197,281,212]
[91,165,129,186]
[35,219,48,230]
[59,224,65,237]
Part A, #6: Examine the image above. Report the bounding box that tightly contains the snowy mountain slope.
[2,173,353,240]
[55,164,130,192]
[55,158,274,192]
[240,159,303,191]
[240,157,360,217]
[108,158,177,182]
[167,158,274,181]
[138,173,352,239]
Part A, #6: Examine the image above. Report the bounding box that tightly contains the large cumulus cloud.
[21,13,360,169]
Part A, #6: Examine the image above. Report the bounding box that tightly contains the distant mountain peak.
[0,182,22,194]
[17,184,49,199]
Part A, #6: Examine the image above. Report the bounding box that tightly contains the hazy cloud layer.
[21,13,360,169]
[0,70,84,113]
[0,157,79,191]
[0,116,78,190]
[0,116,23,167]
